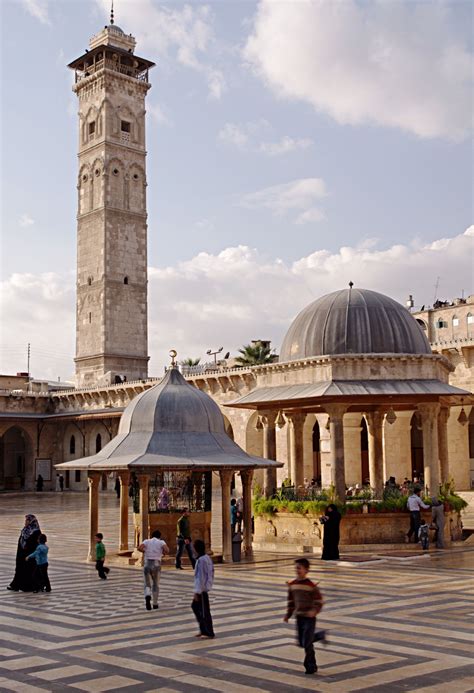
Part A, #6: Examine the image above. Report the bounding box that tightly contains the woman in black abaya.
[321,504,341,561]
[7,514,41,592]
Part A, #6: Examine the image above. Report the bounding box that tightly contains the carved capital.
[417,402,440,423]
[324,404,348,422]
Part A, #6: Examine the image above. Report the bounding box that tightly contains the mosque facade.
[0,21,473,497]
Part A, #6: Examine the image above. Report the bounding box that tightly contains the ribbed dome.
[280,288,431,361]
[119,367,225,435]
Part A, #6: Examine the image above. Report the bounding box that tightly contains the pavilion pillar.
[118,470,130,551]
[87,471,100,562]
[325,405,347,501]
[286,412,306,489]
[261,411,277,497]
[365,410,385,498]
[241,469,254,555]
[137,473,149,547]
[438,407,450,484]
[220,470,233,562]
[418,403,440,494]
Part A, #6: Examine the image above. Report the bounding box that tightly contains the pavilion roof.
[228,379,471,410]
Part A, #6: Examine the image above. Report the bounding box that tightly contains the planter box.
[253,510,461,553]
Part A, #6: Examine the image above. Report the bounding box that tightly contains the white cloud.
[147,102,171,126]
[23,0,50,25]
[2,228,471,379]
[244,0,472,140]
[218,123,250,148]
[258,136,313,156]
[241,177,327,223]
[95,0,225,99]
[19,214,35,228]
[218,120,313,155]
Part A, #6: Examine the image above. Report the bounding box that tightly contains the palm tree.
[235,343,276,366]
[180,357,201,367]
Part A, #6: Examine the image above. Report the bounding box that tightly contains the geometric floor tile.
[1,492,473,692]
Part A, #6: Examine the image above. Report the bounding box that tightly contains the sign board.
[35,458,52,481]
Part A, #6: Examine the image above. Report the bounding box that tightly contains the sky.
[0,0,472,381]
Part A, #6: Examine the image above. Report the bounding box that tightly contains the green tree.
[235,343,276,366]
[180,357,201,367]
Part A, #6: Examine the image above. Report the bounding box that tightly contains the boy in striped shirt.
[283,558,324,675]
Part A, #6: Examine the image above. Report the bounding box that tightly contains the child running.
[95,533,110,580]
[26,533,51,593]
[283,558,324,675]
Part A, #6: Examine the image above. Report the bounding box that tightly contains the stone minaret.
[69,18,154,387]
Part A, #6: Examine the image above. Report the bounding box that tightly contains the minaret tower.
[69,11,155,387]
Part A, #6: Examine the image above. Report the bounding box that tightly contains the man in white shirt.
[138,529,169,611]
[406,488,429,543]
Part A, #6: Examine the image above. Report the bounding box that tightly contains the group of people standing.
[7,514,51,593]
[406,487,446,549]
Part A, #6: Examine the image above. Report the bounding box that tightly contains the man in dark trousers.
[406,487,429,543]
[191,539,215,638]
[175,508,196,570]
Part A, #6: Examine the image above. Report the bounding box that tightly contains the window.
[436,319,448,329]
[133,173,139,181]
[88,121,96,136]
[95,433,102,454]
[88,312,92,323]
[121,120,131,133]
[452,316,459,327]
[75,470,81,483]
[69,435,76,455]
[87,277,92,286]
[124,276,128,285]
[468,313,474,325]
[113,168,119,176]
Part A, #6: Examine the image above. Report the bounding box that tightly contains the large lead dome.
[280,288,431,361]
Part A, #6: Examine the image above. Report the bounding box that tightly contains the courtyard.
[1,492,473,692]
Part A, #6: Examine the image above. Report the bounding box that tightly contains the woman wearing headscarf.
[321,504,341,561]
[431,497,445,549]
[7,514,41,592]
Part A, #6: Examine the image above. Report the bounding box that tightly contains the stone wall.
[254,510,460,553]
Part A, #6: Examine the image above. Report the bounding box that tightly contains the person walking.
[175,509,196,570]
[138,529,169,611]
[321,504,341,561]
[283,558,324,675]
[95,533,110,580]
[36,474,44,492]
[7,514,41,592]
[114,477,121,499]
[26,533,51,593]
[431,496,445,548]
[191,539,215,639]
[406,487,429,543]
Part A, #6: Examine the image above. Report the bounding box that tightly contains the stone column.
[438,407,450,484]
[87,472,101,561]
[343,414,363,486]
[137,473,149,547]
[418,403,440,494]
[325,405,347,501]
[220,470,233,563]
[118,470,130,552]
[261,411,277,497]
[286,412,306,489]
[365,410,385,498]
[241,469,254,555]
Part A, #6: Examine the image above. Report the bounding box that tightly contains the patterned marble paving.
[1,492,474,692]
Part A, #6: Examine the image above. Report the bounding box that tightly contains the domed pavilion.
[229,285,469,501]
[56,357,280,563]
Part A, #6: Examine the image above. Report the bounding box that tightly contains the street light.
[206,347,223,365]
